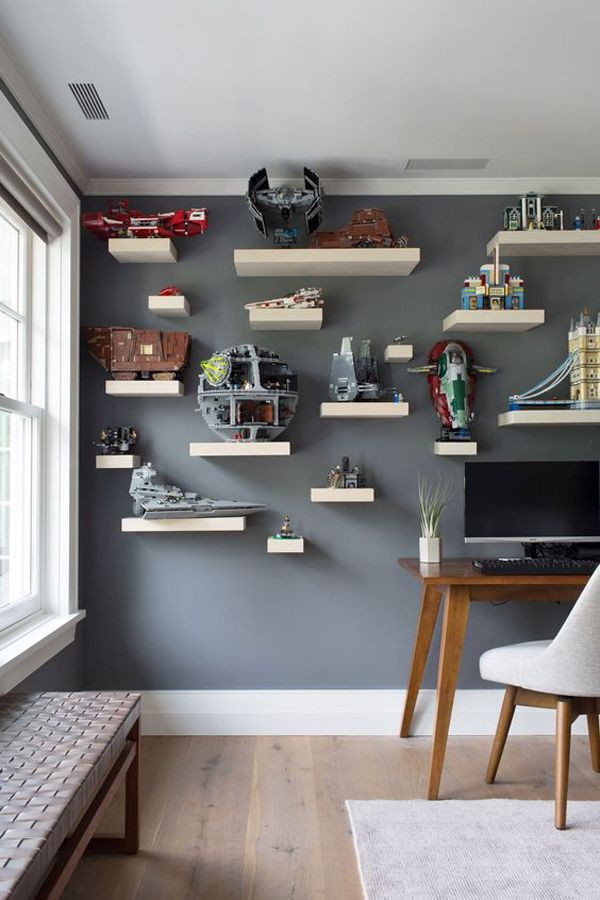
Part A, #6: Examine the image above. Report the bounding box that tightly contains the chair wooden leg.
[586,713,600,773]
[555,699,573,830]
[486,685,517,784]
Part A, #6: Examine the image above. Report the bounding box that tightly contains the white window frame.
[0,202,42,630]
[0,90,84,692]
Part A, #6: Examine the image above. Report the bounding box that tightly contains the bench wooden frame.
[35,719,140,900]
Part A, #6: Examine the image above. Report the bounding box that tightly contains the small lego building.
[502,192,564,231]
[327,456,367,489]
[96,426,137,455]
[460,263,525,311]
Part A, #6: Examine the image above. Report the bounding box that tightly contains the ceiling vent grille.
[68,83,109,120]
[405,159,489,171]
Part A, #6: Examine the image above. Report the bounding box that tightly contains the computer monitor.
[464,460,600,544]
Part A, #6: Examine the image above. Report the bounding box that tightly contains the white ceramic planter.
[419,536,441,564]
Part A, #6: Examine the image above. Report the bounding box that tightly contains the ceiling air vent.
[68,83,109,120]
[405,159,489,171]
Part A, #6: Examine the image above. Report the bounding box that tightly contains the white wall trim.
[140,689,586,737]
[86,176,600,197]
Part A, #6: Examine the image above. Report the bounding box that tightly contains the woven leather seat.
[0,692,140,900]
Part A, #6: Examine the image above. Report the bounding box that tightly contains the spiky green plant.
[418,474,454,538]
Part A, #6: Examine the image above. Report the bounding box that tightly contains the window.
[0,200,43,630]
[0,87,83,691]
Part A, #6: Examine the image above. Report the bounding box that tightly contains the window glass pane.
[0,213,19,312]
[0,311,18,398]
[0,409,33,609]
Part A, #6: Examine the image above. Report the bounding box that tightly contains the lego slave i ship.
[408,341,496,441]
[197,344,298,441]
[129,463,266,519]
[509,310,600,410]
[244,287,323,310]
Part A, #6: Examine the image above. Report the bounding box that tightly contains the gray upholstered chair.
[479,564,600,829]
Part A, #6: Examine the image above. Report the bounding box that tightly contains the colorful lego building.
[502,192,564,231]
[460,263,524,311]
[568,310,600,408]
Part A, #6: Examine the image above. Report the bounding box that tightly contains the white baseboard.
[140,690,587,737]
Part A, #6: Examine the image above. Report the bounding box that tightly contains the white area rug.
[347,799,600,900]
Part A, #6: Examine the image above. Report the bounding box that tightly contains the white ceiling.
[1,0,599,186]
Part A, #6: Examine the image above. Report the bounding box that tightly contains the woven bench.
[0,691,140,900]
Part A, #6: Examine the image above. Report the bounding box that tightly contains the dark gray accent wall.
[78,194,600,691]
[18,639,83,691]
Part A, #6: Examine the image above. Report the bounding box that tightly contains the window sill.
[0,610,85,692]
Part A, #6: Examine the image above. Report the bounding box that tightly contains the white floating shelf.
[121,516,246,533]
[320,402,409,418]
[498,409,600,427]
[105,380,184,398]
[443,309,545,333]
[189,441,291,457]
[384,344,413,362]
[311,488,375,503]
[249,308,322,331]
[234,247,420,277]
[434,441,477,456]
[96,454,140,469]
[148,294,190,317]
[108,238,177,263]
[487,231,600,258]
[267,537,304,554]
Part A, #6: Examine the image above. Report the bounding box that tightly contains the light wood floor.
[64,735,600,900]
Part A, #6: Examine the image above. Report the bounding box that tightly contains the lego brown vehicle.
[83,327,190,380]
[309,208,408,249]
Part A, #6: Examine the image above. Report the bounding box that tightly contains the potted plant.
[418,474,454,564]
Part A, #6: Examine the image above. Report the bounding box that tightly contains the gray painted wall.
[76,194,600,691]
[18,639,83,691]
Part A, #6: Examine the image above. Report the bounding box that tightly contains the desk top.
[398,558,591,586]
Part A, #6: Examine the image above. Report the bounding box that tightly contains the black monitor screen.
[464,461,600,543]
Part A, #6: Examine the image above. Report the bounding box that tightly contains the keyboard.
[472,557,598,576]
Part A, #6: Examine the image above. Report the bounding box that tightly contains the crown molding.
[85,175,600,197]
[0,37,89,194]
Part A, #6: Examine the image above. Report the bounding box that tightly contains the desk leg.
[400,586,442,737]
[428,586,470,800]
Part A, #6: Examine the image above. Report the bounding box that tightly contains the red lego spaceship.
[81,200,208,240]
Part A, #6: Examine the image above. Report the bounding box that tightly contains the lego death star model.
[197,344,299,442]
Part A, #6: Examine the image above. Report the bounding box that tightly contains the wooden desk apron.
[397,558,589,800]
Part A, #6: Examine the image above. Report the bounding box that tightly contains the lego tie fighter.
[246,167,323,245]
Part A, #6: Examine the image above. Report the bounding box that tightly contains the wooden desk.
[398,558,589,800]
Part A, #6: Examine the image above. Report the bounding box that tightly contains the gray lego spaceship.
[329,337,384,402]
[197,344,299,442]
[129,463,266,519]
[247,167,323,244]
